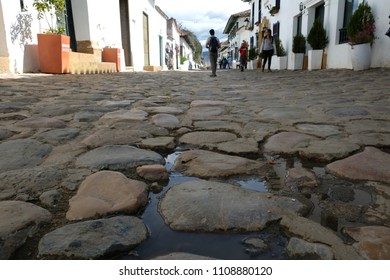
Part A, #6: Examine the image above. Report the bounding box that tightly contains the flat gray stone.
[15,117,66,128]
[151,113,180,128]
[36,128,80,144]
[263,132,318,155]
[326,147,390,184]
[0,139,52,172]
[38,216,148,259]
[0,166,66,200]
[75,145,165,171]
[280,214,362,259]
[326,108,370,117]
[286,237,334,260]
[39,190,62,207]
[179,131,237,146]
[0,201,51,259]
[0,128,13,140]
[217,138,259,154]
[99,109,148,125]
[295,123,341,137]
[140,136,175,150]
[187,107,225,119]
[81,128,151,148]
[258,107,312,123]
[66,171,148,220]
[173,149,266,177]
[74,111,103,122]
[158,180,309,232]
[299,139,361,161]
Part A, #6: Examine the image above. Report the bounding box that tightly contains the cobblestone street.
[0,68,389,260]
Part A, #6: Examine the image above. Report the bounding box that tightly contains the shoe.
[268,69,272,72]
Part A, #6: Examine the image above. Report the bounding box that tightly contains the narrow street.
[0,68,389,260]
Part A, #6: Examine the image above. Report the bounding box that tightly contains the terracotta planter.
[37,34,70,74]
[102,48,121,72]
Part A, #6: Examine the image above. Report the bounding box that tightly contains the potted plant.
[269,6,280,16]
[307,17,329,70]
[289,33,306,70]
[248,47,258,70]
[33,0,70,74]
[102,46,121,72]
[272,37,287,70]
[346,2,375,70]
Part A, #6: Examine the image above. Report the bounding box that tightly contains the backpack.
[209,36,218,53]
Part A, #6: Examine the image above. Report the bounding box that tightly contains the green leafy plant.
[33,0,66,34]
[346,2,375,45]
[292,33,306,53]
[307,17,329,50]
[180,55,188,64]
[248,47,257,60]
[274,37,287,56]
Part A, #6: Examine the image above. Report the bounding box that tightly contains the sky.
[155,0,251,47]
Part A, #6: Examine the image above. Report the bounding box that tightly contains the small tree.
[292,33,306,53]
[307,17,329,50]
[346,2,375,45]
[275,37,287,56]
[33,0,66,34]
[248,48,257,60]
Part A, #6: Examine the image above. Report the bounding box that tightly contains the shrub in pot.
[289,34,306,70]
[346,2,375,70]
[307,17,328,70]
[272,37,287,70]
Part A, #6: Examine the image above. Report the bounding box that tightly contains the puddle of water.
[127,151,375,260]
[128,151,288,260]
[231,178,268,192]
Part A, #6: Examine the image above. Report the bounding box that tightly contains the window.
[273,22,280,40]
[258,0,262,22]
[20,0,27,12]
[252,2,255,28]
[339,0,359,44]
[343,0,358,28]
[297,15,302,35]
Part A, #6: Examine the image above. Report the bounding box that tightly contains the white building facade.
[241,0,390,69]
[0,0,188,73]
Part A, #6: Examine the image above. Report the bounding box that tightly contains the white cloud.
[155,0,250,44]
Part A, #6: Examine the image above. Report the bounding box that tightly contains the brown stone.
[326,147,390,184]
[66,171,148,220]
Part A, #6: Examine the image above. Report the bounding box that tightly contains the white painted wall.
[71,0,122,48]
[0,0,40,73]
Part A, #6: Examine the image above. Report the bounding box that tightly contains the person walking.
[261,29,275,72]
[205,29,221,77]
[238,41,248,72]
